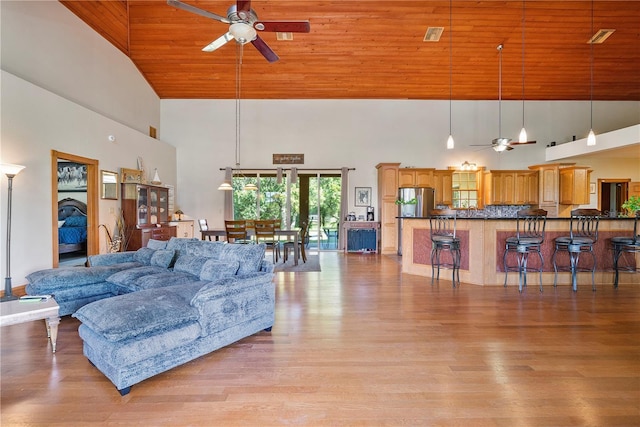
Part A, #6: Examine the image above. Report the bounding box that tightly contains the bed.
[58,198,88,255]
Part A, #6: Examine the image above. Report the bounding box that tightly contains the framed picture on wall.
[121,167,143,184]
[57,161,87,192]
[355,187,372,207]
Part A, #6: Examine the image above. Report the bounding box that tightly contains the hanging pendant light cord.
[521,0,525,127]
[498,44,503,138]
[449,0,452,137]
[235,43,243,168]
[590,0,594,129]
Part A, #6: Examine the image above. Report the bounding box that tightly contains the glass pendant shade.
[519,127,528,143]
[587,129,597,146]
[218,181,233,191]
[446,134,454,150]
[243,182,258,191]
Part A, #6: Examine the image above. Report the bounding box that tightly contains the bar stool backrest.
[516,208,547,241]
[429,209,457,240]
[569,209,600,242]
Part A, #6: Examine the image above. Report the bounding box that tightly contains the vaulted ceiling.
[61,0,640,100]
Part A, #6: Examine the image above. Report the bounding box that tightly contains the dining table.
[200,228,301,265]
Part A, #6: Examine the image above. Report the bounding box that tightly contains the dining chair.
[429,209,460,287]
[283,221,308,263]
[552,208,600,292]
[611,210,640,288]
[503,208,547,293]
[224,220,251,244]
[254,219,281,262]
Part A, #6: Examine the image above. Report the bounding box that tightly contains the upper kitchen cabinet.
[483,170,538,205]
[433,170,453,206]
[559,166,592,205]
[398,168,434,188]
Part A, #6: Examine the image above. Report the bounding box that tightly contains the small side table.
[0,298,61,353]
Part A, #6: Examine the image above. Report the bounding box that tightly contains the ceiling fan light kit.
[168,0,310,63]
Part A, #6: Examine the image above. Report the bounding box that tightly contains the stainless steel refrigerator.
[397,187,435,255]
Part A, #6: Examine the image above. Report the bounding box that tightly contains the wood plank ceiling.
[61,1,640,100]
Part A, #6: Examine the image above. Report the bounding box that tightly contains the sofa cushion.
[165,237,199,257]
[133,248,155,265]
[199,259,240,281]
[217,243,266,275]
[26,262,141,292]
[150,249,176,268]
[134,271,200,291]
[147,239,168,250]
[173,255,209,277]
[107,266,169,293]
[73,287,201,342]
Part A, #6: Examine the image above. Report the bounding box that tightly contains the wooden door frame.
[51,150,99,267]
[597,178,630,213]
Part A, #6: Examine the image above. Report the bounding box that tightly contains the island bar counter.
[401,217,639,287]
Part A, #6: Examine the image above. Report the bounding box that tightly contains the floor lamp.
[1,163,26,302]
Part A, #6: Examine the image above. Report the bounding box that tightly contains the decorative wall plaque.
[273,154,304,165]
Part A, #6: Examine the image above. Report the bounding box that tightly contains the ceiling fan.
[472,44,536,152]
[167,0,310,63]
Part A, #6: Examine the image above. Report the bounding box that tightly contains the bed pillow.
[150,249,176,269]
[64,216,87,227]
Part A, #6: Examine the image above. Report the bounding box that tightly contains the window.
[452,171,478,208]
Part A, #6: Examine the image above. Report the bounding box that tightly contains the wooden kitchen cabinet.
[559,166,591,205]
[376,163,400,254]
[433,170,453,206]
[398,168,434,187]
[484,170,538,205]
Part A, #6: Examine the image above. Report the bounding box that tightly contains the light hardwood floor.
[1,252,639,426]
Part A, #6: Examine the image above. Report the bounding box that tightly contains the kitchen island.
[401,216,639,287]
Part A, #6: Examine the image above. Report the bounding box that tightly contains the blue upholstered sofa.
[25,238,275,395]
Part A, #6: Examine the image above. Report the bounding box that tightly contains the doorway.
[51,150,99,267]
[598,179,629,217]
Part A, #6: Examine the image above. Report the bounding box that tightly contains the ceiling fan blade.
[202,32,234,52]
[251,35,279,63]
[167,0,230,24]
[512,140,537,145]
[255,20,311,33]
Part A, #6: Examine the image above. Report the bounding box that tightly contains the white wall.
[161,99,639,227]
[0,1,171,288]
[0,0,160,135]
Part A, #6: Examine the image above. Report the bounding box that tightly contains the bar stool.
[552,209,600,292]
[429,209,460,287]
[611,211,640,288]
[503,208,547,293]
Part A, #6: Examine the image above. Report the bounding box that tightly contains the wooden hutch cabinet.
[122,183,176,250]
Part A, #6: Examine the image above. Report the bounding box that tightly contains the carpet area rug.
[273,255,321,272]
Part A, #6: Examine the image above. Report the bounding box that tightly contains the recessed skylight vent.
[588,29,615,44]
[276,32,293,41]
[423,27,444,42]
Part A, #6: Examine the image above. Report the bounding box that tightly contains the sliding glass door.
[231,171,342,251]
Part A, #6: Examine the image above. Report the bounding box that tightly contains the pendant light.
[587,0,597,146]
[518,0,528,143]
[446,0,454,150]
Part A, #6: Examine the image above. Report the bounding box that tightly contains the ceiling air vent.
[423,27,444,42]
[588,29,615,44]
[276,32,294,41]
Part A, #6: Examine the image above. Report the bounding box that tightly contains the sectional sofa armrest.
[260,260,275,273]
[190,272,275,336]
[88,252,136,266]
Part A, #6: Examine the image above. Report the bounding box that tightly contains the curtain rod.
[219,167,355,171]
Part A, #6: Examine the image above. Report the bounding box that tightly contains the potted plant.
[621,196,640,216]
